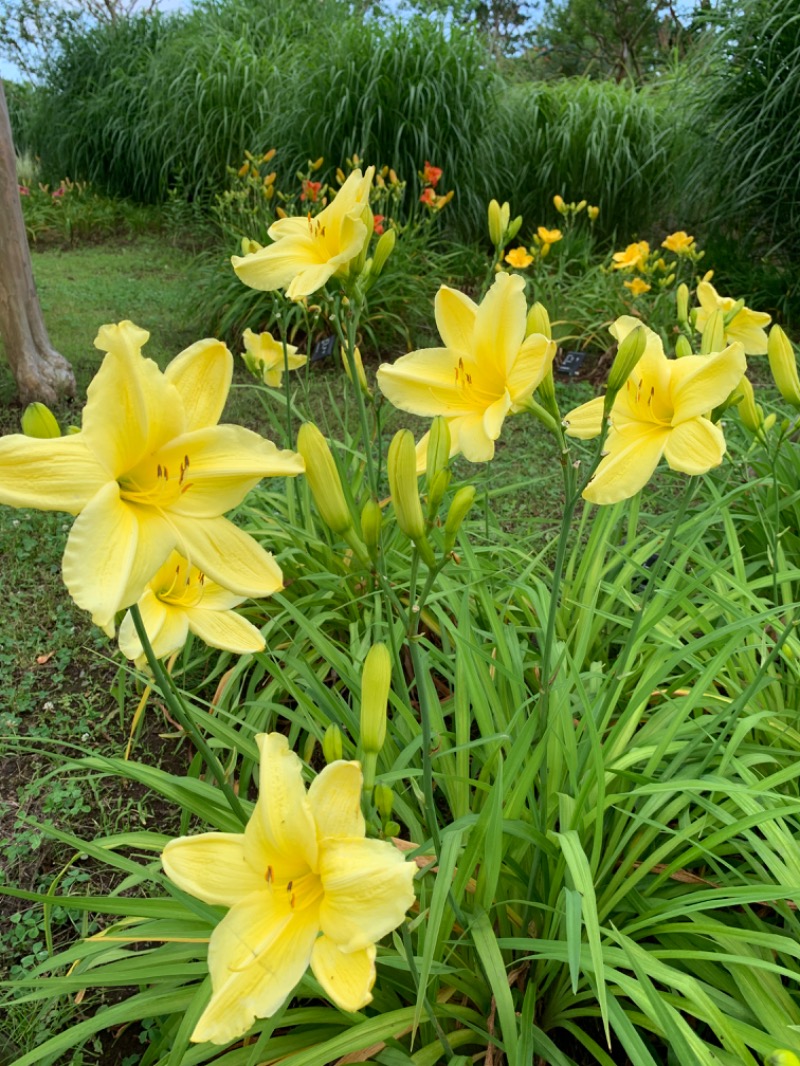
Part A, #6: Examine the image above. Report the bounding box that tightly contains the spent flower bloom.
[241,328,307,387]
[694,280,771,355]
[232,167,374,300]
[118,550,266,666]
[612,241,650,272]
[376,272,556,464]
[565,317,746,504]
[0,321,303,632]
[162,733,416,1044]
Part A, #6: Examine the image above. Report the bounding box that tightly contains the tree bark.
[0,78,75,406]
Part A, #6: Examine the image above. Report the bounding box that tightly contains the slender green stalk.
[128,604,248,826]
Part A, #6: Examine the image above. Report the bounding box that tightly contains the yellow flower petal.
[662,418,726,474]
[564,396,605,439]
[377,348,474,417]
[307,761,365,841]
[506,333,557,404]
[434,286,477,356]
[161,832,265,907]
[185,605,265,655]
[0,433,106,514]
[310,937,376,1012]
[164,339,233,430]
[455,413,498,462]
[474,272,526,373]
[669,344,746,421]
[583,424,670,505]
[319,838,416,953]
[483,390,512,441]
[173,515,283,598]
[195,892,319,1044]
[117,587,182,665]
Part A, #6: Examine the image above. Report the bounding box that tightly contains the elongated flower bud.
[323,724,343,764]
[426,416,451,486]
[340,345,370,396]
[297,423,353,535]
[488,199,510,246]
[767,324,800,408]
[21,402,60,438]
[428,468,451,518]
[676,283,689,326]
[443,485,476,554]
[675,335,693,358]
[606,324,647,397]
[374,783,394,821]
[507,215,523,242]
[388,430,426,542]
[701,308,725,354]
[526,302,551,339]
[767,1053,800,1066]
[736,374,763,432]
[372,228,396,277]
[361,643,391,790]
[361,498,383,553]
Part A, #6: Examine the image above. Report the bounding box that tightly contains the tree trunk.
[0,78,75,406]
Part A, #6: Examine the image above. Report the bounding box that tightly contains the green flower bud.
[676,283,689,326]
[701,308,725,354]
[322,724,343,764]
[506,215,523,242]
[537,367,558,413]
[526,302,552,339]
[21,402,60,438]
[723,298,745,327]
[767,324,800,408]
[736,374,764,432]
[426,416,451,485]
[374,783,394,821]
[361,498,383,553]
[372,228,396,277]
[443,485,476,554]
[767,1053,800,1066]
[488,199,510,247]
[388,429,426,542]
[606,324,647,398]
[361,642,392,790]
[297,423,353,535]
[674,335,693,358]
[428,468,451,518]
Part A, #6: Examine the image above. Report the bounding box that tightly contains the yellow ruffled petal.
[319,837,416,953]
[185,605,265,655]
[0,433,106,514]
[474,271,526,374]
[482,390,512,441]
[506,334,556,404]
[377,348,473,417]
[117,588,177,665]
[663,417,726,474]
[564,396,605,440]
[285,261,341,300]
[310,937,376,1012]
[164,339,233,431]
[728,313,770,356]
[434,286,477,357]
[669,343,746,422]
[233,238,321,293]
[244,733,318,881]
[307,762,365,842]
[162,832,265,907]
[173,515,283,598]
[194,892,319,1044]
[453,413,496,462]
[583,423,669,505]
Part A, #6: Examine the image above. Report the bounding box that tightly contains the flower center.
[265,867,324,913]
[454,357,503,408]
[118,454,193,509]
[155,557,206,609]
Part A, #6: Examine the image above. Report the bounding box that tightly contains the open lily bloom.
[232,167,375,300]
[565,318,746,504]
[242,328,307,387]
[118,550,266,667]
[694,281,771,355]
[376,272,556,464]
[0,322,304,632]
[162,733,416,1045]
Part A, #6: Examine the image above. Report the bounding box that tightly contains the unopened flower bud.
[764,412,777,432]
[361,498,383,552]
[323,723,343,764]
[676,283,689,326]
[297,423,352,535]
[21,402,60,438]
[767,324,800,408]
[388,430,426,542]
[340,345,370,396]
[553,194,566,215]
[428,468,451,517]
[372,228,396,276]
[526,302,551,339]
[426,416,451,486]
[736,374,763,432]
[607,324,647,397]
[537,368,558,414]
[240,237,262,256]
[444,485,476,554]
[675,335,693,359]
[587,205,599,221]
[767,1053,800,1066]
[701,308,725,354]
[723,298,745,327]
[506,215,523,242]
[488,199,510,246]
[576,199,587,213]
[374,783,394,821]
[360,643,391,790]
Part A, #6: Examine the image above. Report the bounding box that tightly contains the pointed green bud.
[374,783,394,821]
[322,724,343,764]
[506,215,523,242]
[388,429,426,542]
[372,228,396,277]
[723,297,745,327]
[676,283,689,326]
[767,324,800,408]
[607,324,647,397]
[360,642,392,790]
[526,301,551,339]
[426,416,451,485]
[675,335,693,358]
[428,468,451,517]
[21,402,60,438]
[297,422,353,535]
[443,485,476,554]
[537,368,557,413]
[488,199,510,247]
[361,498,383,553]
[736,374,763,432]
[701,308,725,354]
[767,1053,800,1066]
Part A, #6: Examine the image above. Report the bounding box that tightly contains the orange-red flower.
[300,180,322,203]
[373,214,385,235]
[422,161,443,188]
[419,187,436,206]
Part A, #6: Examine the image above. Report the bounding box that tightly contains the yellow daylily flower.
[231,167,375,300]
[0,321,304,632]
[565,317,746,504]
[536,226,562,245]
[376,272,557,463]
[661,231,695,255]
[162,732,416,1045]
[694,280,771,355]
[504,246,533,269]
[624,277,651,297]
[612,241,650,272]
[118,550,266,667]
[242,328,307,387]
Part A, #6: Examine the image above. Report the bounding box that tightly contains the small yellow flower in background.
[241,329,307,387]
[536,226,562,246]
[565,317,746,504]
[694,280,771,355]
[376,272,556,464]
[553,194,566,215]
[162,732,415,1044]
[504,247,533,269]
[612,241,650,271]
[0,321,303,633]
[624,277,651,297]
[117,551,266,667]
[661,231,695,255]
[587,205,600,221]
[232,167,375,300]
